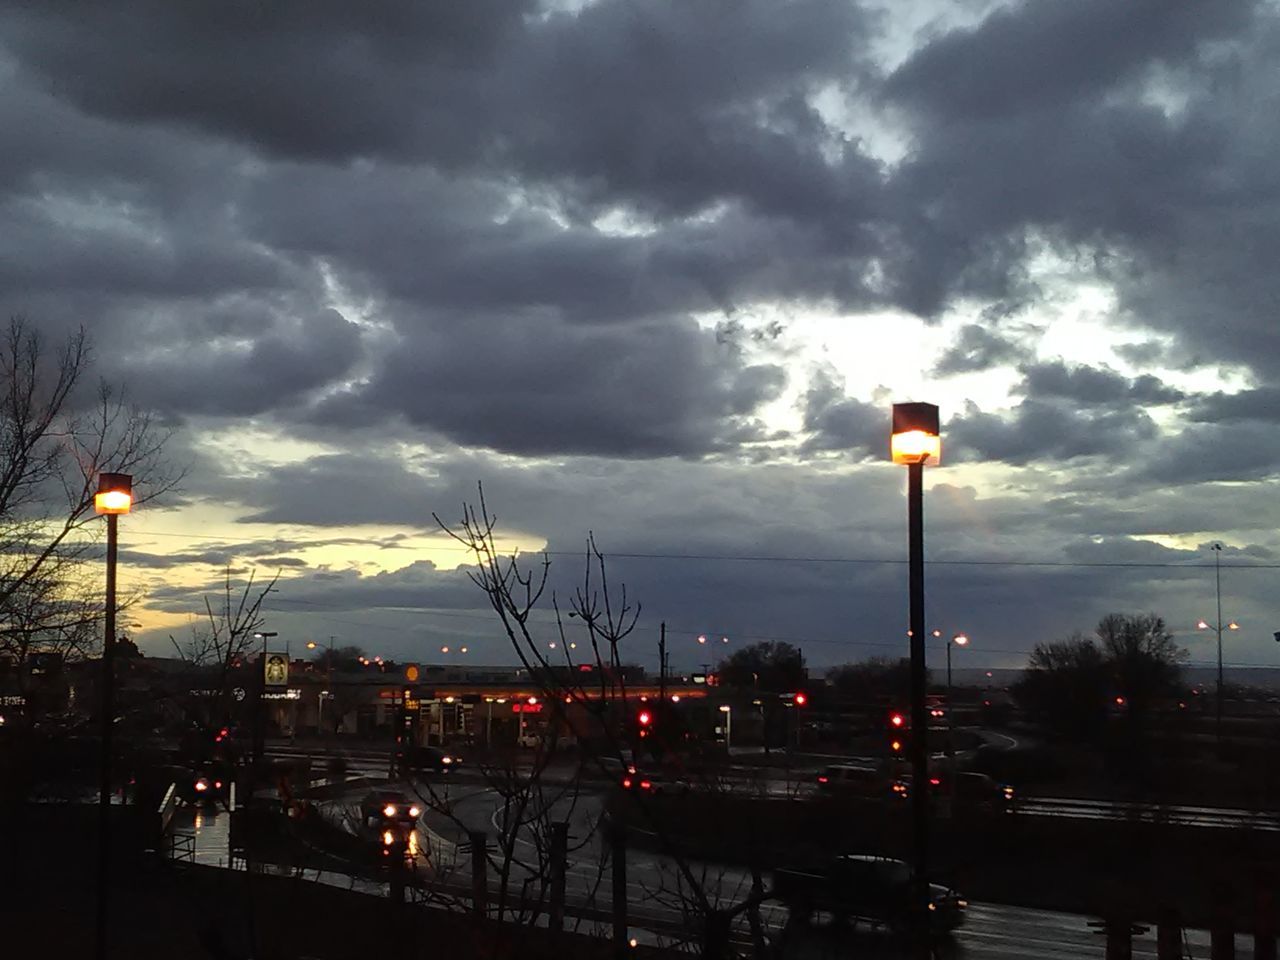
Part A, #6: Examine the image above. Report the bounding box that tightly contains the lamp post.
[94,472,132,960]
[307,638,335,734]
[1198,543,1239,740]
[253,630,278,762]
[718,705,732,752]
[891,401,940,932]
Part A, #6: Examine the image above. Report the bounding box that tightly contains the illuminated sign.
[262,688,301,700]
[511,703,544,714]
[264,654,288,687]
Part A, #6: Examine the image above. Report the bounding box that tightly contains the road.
[267,745,1280,830]
[173,787,1258,959]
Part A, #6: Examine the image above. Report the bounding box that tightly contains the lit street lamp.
[307,638,335,733]
[1198,543,1239,739]
[891,400,940,934]
[94,472,132,960]
[718,705,732,752]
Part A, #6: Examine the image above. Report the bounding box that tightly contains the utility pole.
[658,622,667,701]
[1215,543,1224,737]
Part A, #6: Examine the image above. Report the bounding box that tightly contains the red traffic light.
[890,712,905,728]
[793,692,808,707]
[638,710,652,726]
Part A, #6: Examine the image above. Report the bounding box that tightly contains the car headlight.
[383,804,397,817]
[194,779,209,792]
[957,900,968,908]
[927,903,937,912]
[441,756,453,765]
[408,806,421,818]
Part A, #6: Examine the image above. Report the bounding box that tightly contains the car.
[397,745,462,775]
[184,762,232,805]
[891,771,1015,812]
[619,770,689,796]
[359,789,422,828]
[773,854,967,934]
[815,764,893,798]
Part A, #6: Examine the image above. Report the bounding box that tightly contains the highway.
[268,746,1280,830]
[200,766,1254,959]
[174,793,1259,958]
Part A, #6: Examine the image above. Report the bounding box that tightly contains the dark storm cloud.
[933,323,1032,376]
[1127,422,1280,485]
[880,0,1280,381]
[1016,360,1184,407]
[884,0,1254,121]
[122,308,363,417]
[332,314,787,459]
[947,399,1159,465]
[1188,388,1280,425]
[798,368,886,456]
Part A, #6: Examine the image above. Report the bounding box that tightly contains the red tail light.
[929,777,941,786]
[817,776,829,784]
[640,780,652,790]
[622,778,632,789]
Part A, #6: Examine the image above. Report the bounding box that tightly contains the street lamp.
[307,638,335,734]
[94,472,131,960]
[1198,543,1239,738]
[891,401,939,922]
[718,705,732,752]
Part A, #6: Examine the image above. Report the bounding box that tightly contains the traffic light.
[793,692,807,707]
[889,711,906,729]
[637,709,652,737]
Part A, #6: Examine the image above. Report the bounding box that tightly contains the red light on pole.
[890,712,905,728]
[794,692,808,707]
[638,710,652,726]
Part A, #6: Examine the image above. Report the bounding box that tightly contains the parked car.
[773,855,967,934]
[815,763,893,798]
[359,789,422,828]
[397,745,462,776]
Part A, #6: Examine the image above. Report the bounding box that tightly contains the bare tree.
[434,487,779,955]
[0,317,177,667]
[170,566,281,725]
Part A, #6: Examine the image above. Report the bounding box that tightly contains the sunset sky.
[2,0,1277,675]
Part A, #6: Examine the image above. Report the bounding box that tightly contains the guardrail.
[1019,795,1280,831]
[155,782,195,862]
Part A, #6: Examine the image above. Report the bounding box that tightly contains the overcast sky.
[5,0,1279,676]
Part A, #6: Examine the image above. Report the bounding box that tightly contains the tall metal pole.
[95,512,119,960]
[658,621,667,702]
[907,459,930,907]
[1215,543,1224,737]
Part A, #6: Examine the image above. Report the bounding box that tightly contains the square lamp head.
[95,472,133,515]
[891,402,941,465]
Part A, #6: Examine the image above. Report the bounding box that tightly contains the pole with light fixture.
[1197,543,1239,742]
[307,637,336,734]
[891,401,940,933]
[94,472,132,960]
[252,630,278,762]
[718,704,732,752]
